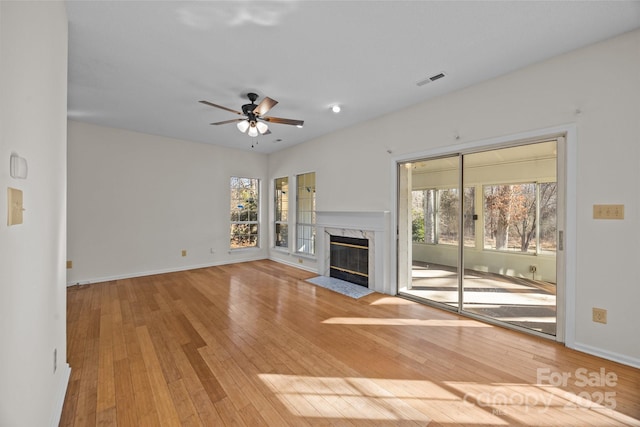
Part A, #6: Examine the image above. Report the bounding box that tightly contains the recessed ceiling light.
[331,105,341,113]
[296,124,303,128]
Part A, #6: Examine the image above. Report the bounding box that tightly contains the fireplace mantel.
[316,211,392,295]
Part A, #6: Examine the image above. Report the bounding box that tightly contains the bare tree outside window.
[412,187,474,247]
[230,177,259,249]
[484,182,556,253]
[437,188,459,245]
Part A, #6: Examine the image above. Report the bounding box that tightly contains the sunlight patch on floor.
[368,296,418,306]
[258,374,639,426]
[258,374,503,424]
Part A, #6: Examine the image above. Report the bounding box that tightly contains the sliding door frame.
[391,124,576,344]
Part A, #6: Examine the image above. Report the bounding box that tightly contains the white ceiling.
[66,1,640,154]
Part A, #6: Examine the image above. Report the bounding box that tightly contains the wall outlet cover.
[592,307,607,324]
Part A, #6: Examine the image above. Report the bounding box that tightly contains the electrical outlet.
[298,258,303,264]
[529,265,537,273]
[592,307,607,324]
[66,260,73,269]
[181,250,187,257]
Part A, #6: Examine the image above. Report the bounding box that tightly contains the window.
[274,177,288,249]
[483,182,557,254]
[230,177,259,249]
[412,187,475,247]
[296,172,315,255]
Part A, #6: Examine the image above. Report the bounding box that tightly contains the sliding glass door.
[398,138,561,337]
[405,156,460,308]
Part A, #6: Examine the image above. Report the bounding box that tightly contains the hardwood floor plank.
[167,379,204,427]
[95,406,116,427]
[122,313,161,425]
[136,325,183,426]
[214,397,248,426]
[61,260,640,426]
[96,285,116,414]
[113,358,139,427]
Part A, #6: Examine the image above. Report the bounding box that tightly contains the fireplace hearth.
[316,211,392,295]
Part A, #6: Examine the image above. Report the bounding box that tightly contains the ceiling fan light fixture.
[200,93,303,140]
[247,123,259,137]
[256,121,268,134]
[237,120,250,133]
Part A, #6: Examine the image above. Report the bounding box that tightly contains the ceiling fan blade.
[199,100,243,115]
[262,116,304,126]
[210,118,245,125]
[253,97,278,116]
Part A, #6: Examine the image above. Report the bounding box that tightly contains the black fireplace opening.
[329,235,369,287]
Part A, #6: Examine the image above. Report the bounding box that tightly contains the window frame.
[229,176,260,250]
[273,176,289,250]
[295,172,316,256]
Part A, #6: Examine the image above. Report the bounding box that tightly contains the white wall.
[268,29,640,366]
[0,2,69,426]
[67,121,269,284]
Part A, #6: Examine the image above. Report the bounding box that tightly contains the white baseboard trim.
[66,255,267,286]
[571,342,640,369]
[50,363,71,427]
[270,256,319,274]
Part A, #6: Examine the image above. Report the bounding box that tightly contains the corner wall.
[67,121,269,284]
[0,2,69,425]
[268,29,640,366]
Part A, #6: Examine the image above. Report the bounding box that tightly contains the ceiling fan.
[199,92,304,137]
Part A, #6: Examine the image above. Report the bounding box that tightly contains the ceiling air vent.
[416,72,446,87]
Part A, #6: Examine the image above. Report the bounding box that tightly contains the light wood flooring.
[60,260,640,426]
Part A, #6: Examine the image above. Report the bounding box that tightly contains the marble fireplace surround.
[316,211,392,295]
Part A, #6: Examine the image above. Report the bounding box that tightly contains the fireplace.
[316,211,392,295]
[329,235,369,287]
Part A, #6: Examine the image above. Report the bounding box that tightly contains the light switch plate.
[593,204,624,220]
[7,187,24,226]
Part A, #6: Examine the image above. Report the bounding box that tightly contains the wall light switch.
[593,204,624,220]
[7,187,24,226]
